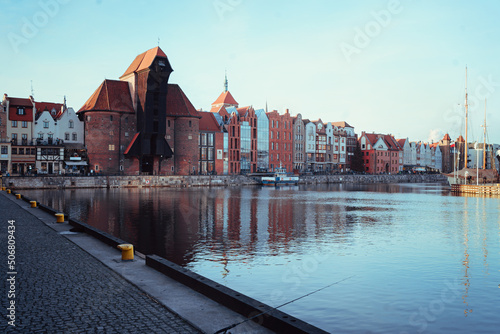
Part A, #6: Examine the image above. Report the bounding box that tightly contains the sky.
[2,0,500,144]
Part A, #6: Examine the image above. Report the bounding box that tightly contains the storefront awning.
[64,161,88,166]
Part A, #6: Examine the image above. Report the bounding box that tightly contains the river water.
[21,183,500,333]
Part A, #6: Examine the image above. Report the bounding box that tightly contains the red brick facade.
[267,109,293,173]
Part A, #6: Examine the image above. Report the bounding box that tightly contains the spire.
[224,70,229,92]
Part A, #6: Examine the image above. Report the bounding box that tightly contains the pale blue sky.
[2,0,500,144]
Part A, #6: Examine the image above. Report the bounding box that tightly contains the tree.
[351,141,364,172]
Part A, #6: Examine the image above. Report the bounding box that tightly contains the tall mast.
[483,98,487,170]
[464,67,468,169]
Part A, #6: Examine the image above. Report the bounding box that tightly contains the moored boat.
[261,166,299,185]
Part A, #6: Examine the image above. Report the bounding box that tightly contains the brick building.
[78,47,199,175]
[359,132,403,174]
[266,109,293,173]
[198,111,224,175]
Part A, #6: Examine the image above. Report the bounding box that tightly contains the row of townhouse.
[205,83,357,175]
[6,46,464,177]
[0,94,85,175]
[398,138,443,171]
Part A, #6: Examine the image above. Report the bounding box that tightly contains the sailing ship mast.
[464,67,468,169]
[483,99,487,170]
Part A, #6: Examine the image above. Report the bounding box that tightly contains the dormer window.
[17,107,25,115]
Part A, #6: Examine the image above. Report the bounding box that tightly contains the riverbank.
[1,190,323,333]
[1,173,449,189]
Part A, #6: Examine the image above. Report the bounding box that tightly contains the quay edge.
[1,174,449,190]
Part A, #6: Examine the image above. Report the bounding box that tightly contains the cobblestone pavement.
[0,193,202,333]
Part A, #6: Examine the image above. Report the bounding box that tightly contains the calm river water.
[21,183,500,333]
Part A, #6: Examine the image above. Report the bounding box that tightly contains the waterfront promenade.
[0,191,274,333]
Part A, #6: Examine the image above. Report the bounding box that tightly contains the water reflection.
[20,183,500,333]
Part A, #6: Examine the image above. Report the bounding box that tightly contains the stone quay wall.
[2,173,449,190]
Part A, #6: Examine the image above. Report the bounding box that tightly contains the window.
[38,133,43,140]
[1,146,7,154]
[12,120,17,127]
[17,107,25,115]
[65,133,69,140]
[189,120,192,127]
[200,133,207,146]
[30,148,36,155]
[69,120,74,128]
[168,120,171,127]
[43,121,49,128]
[12,148,17,155]
[22,134,27,145]
[22,121,27,128]
[19,148,24,155]
[109,145,115,151]
[207,133,214,146]
[110,115,113,121]
[72,133,77,141]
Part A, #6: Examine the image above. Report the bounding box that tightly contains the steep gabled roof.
[212,90,238,107]
[397,138,407,147]
[199,111,222,131]
[442,133,451,141]
[36,101,65,120]
[237,106,252,117]
[166,84,200,118]
[78,80,134,113]
[120,46,168,78]
[456,135,465,142]
[331,121,353,128]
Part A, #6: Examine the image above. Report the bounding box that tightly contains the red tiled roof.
[6,97,33,107]
[166,84,200,118]
[331,121,353,128]
[442,133,451,141]
[120,47,168,78]
[212,90,238,107]
[210,105,227,114]
[36,102,65,120]
[237,106,251,116]
[456,135,465,142]
[199,111,221,131]
[78,80,134,113]
[397,138,407,147]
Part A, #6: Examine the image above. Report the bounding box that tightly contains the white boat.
[261,165,299,185]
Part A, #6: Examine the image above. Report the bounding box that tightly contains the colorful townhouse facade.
[359,132,403,174]
[0,94,84,175]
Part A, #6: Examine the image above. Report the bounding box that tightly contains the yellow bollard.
[6,189,11,194]
[55,213,65,223]
[1,187,5,191]
[15,194,21,199]
[117,244,134,261]
[30,201,37,208]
